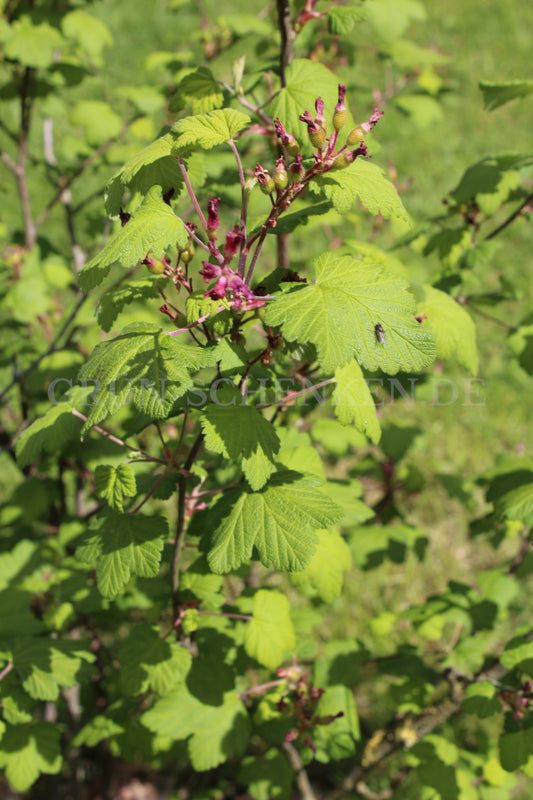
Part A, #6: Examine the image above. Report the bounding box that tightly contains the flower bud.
[274,118,299,157]
[273,157,288,190]
[142,255,167,274]
[346,125,365,146]
[299,111,326,149]
[224,225,242,260]
[332,84,347,132]
[254,164,275,195]
[288,154,305,184]
[207,195,220,241]
[314,96,327,133]
[180,242,195,264]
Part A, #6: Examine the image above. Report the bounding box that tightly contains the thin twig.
[0,661,13,682]
[282,741,317,800]
[485,191,533,240]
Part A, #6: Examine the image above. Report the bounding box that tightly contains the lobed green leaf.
[205,471,344,574]
[76,510,168,598]
[79,186,188,291]
[264,253,436,374]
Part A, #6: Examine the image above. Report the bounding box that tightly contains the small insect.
[374,322,386,344]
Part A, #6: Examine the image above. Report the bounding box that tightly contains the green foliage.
[79,186,188,290]
[205,471,344,573]
[264,253,436,374]
[1,0,533,797]
[76,510,168,597]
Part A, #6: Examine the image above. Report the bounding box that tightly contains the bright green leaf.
[201,397,280,490]
[333,360,381,443]
[264,253,436,374]
[238,748,293,800]
[94,464,137,513]
[244,590,295,669]
[311,158,411,223]
[96,279,166,332]
[79,186,188,290]
[173,66,224,114]
[269,60,354,153]
[290,529,352,602]
[4,19,64,69]
[142,684,250,771]
[328,5,367,35]
[172,108,250,150]
[0,723,62,792]
[76,510,168,598]
[69,100,122,147]
[479,79,533,111]
[105,135,184,217]
[417,284,478,374]
[206,471,344,574]
[115,624,192,696]
[76,322,216,427]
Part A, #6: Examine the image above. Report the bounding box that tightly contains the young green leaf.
[333,360,381,443]
[495,482,533,525]
[201,398,280,490]
[268,59,354,150]
[311,158,411,223]
[94,464,137,513]
[238,748,293,800]
[0,723,62,792]
[328,4,367,35]
[264,253,436,374]
[415,284,478,374]
[76,510,168,598]
[12,639,95,701]
[206,471,344,574]
[15,402,81,468]
[171,66,224,114]
[244,590,295,669]
[79,186,188,290]
[115,624,192,696]
[142,684,250,771]
[290,529,352,603]
[77,322,216,428]
[172,108,250,151]
[96,279,166,332]
[105,134,185,216]
[479,79,533,111]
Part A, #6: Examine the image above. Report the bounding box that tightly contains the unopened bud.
[207,195,220,240]
[299,111,327,149]
[254,164,275,195]
[180,242,195,264]
[143,257,167,274]
[314,96,327,133]
[346,126,365,146]
[330,152,351,171]
[273,157,288,190]
[333,84,347,132]
[274,118,300,157]
[288,154,305,184]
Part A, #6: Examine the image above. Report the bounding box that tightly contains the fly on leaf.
[374,323,386,344]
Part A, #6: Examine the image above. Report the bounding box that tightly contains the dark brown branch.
[18,67,37,248]
[277,0,296,87]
